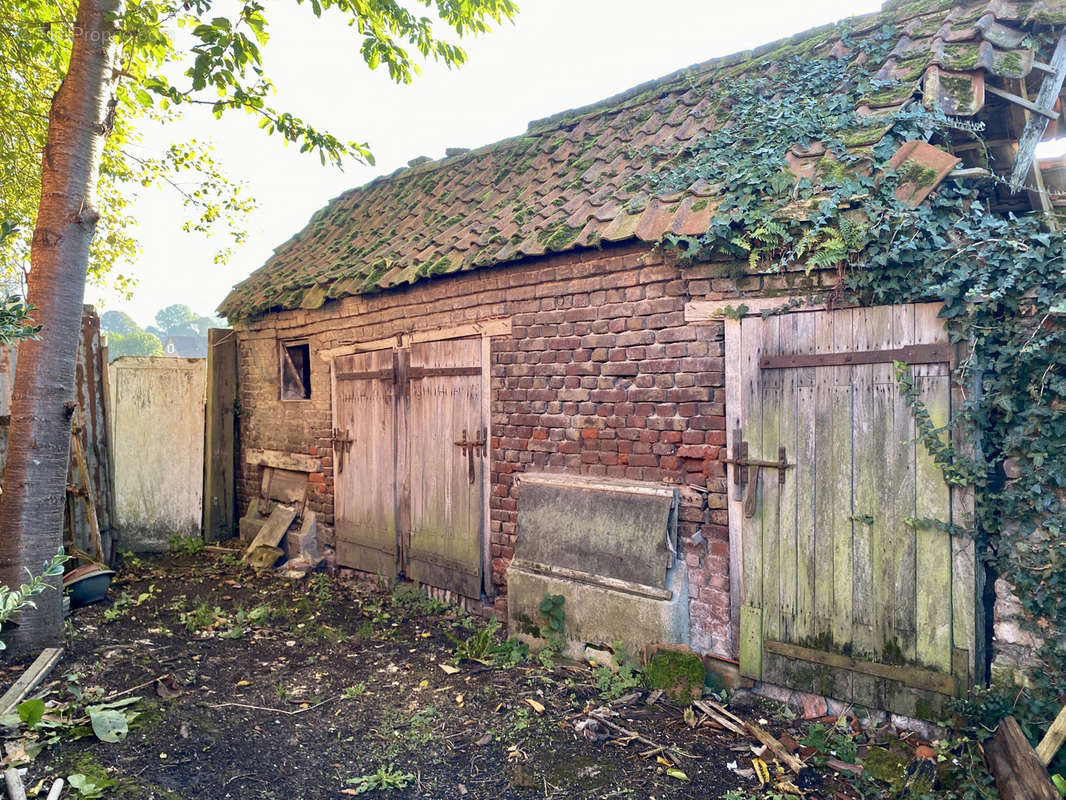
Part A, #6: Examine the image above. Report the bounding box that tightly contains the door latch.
[453,428,486,485]
[722,428,792,518]
[332,427,353,472]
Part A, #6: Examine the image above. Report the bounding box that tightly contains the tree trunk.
[0,0,119,657]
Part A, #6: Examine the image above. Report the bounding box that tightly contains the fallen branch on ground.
[587,711,694,759]
[210,696,336,716]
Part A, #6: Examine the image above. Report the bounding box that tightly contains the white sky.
[86,0,893,326]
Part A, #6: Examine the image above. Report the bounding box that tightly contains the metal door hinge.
[453,428,486,485]
[332,427,353,472]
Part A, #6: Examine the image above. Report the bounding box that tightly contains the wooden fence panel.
[203,329,237,542]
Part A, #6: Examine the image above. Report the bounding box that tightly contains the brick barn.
[220,0,1066,719]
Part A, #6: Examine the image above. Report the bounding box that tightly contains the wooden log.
[984,716,1059,800]
[0,648,64,716]
[1035,703,1066,767]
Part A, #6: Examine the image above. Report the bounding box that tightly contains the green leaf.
[17,697,44,728]
[67,773,107,799]
[1051,773,1065,797]
[88,708,129,743]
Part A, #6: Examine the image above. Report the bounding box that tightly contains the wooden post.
[1036,703,1066,767]
[203,329,238,542]
[985,716,1060,800]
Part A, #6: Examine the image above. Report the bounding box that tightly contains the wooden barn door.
[332,349,399,577]
[729,303,975,719]
[404,339,486,598]
[331,338,487,598]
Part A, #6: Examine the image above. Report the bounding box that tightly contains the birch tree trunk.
[0,0,119,656]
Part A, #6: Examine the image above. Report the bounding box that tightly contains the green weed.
[167,533,205,555]
[391,582,449,615]
[345,765,414,793]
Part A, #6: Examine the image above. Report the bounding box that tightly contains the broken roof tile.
[669,195,718,236]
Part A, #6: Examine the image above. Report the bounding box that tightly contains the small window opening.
[281,342,311,400]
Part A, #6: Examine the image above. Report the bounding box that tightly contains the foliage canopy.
[0,0,518,288]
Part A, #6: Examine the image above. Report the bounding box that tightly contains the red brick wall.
[234,242,739,656]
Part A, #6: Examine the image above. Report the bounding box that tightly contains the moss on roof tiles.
[219,0,1066,321]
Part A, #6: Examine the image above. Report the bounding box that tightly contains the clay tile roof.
[219,0,1066,321]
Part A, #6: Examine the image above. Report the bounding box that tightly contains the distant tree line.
[100,304,226,361]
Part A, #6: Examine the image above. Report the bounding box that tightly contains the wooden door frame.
[328,317,509,599]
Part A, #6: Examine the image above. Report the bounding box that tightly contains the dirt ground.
[0,551,983,799]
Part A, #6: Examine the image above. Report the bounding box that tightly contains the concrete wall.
[108,356,206,552]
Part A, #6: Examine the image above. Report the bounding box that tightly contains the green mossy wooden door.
[331,338,487,599]
[729,303,976,719]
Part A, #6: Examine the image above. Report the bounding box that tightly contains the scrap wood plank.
[745,719,806,774]
[692,700,745,735]
[985,716,1059,800]
[0,647,63,716]
[246,545,284,570]
[69,418,104,563]
[242,505,297,562]
[1035,703,1066,767]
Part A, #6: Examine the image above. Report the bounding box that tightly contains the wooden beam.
[1035,703,1066,767]
[1015,79,1056,218]
[745,719,806,773]
[242,504,297,562]
[986,84,1060,120]
[0,647,64,716]
[317,318,512,362]
[245,448,319,473]
[408,317,511,344]
[985,716,1059,800]
[686,297,827,323]
[948,167,992,179]
[763,639,957,695]
[317,335,399,362]
[1009,29,1066,190]
[508,558,674,601]
[69,421,104,563]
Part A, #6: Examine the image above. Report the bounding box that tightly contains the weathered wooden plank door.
[204,328,237,542]
[332,349,399,577]
[331,339,486,598]
[403,339,485,598]
[731,303,974,719]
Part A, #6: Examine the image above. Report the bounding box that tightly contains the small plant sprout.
[0,549,68,650]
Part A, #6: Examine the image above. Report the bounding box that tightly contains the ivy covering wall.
[643,24,1066,720]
